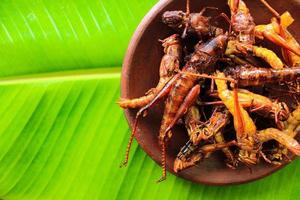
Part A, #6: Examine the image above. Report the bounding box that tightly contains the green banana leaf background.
[0,0,299,199]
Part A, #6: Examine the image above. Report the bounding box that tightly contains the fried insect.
[215,72,260,165]
[258,106,300,163]
[259,0,300,96]
[174,140,237,172]
[206,106,238,168]
[162,0,222,38]
[189,106,230,145]
[224,65,300,87]
[228,0,300,56]
[227,0,291,69]
[258,128,300,156]
[118,34,182,108]
[156,34,228,181]
[236,89,289,124]
[257,0,298,66]
[225,40,284,69]
[254,14,300,57]
[204,89,290,126]
[120,33,229,181]
[184,103,238,168]
[276,12,299,66]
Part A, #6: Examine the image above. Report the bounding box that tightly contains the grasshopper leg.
[165,84,201,133]
[158,84,200,182]
[120,74,179,167]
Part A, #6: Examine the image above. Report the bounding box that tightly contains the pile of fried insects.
[118,0,300,182]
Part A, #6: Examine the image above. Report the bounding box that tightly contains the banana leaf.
[0,0,299,199]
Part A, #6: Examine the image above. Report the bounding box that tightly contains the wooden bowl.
[121,0,300,185]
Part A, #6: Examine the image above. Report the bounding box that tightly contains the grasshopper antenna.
[120,113,141,167]
[182,0,190,38]
[259,0,280,18]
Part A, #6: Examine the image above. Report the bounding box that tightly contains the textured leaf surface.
[0,0,299,200]
[0,0,157,77]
